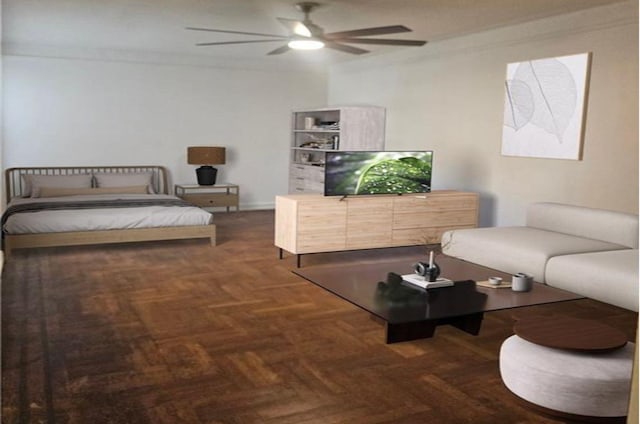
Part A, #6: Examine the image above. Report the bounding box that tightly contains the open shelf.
[289,107,386,194]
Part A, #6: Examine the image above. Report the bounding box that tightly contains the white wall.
[328,1,638,226]
[3,56,327,208]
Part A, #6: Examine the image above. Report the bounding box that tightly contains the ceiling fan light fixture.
[288,38,324,50]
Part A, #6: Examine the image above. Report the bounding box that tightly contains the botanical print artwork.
[501,52,591,160]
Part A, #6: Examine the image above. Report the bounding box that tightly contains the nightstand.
[175,183,239,212]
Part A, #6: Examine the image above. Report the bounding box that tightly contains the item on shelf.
[298,139,335,149]
[318,140,334,149]
[318,121,340,130]
[304,117,316,130]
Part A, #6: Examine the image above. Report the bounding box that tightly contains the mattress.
[3,194,213,235]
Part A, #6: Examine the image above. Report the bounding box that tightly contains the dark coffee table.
[294,255,584,343]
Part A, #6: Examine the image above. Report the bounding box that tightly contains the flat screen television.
[324,151,433,196]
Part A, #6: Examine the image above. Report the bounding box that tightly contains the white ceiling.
[2,0,628,66]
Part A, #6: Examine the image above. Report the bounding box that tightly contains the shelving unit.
[289,106,385,194]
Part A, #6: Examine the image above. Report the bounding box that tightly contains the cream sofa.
[441,202,639,311]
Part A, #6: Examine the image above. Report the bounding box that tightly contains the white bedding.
[3,194,213,235]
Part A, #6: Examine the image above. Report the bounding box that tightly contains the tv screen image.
[324,151,433,196]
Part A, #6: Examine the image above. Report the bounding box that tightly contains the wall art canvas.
[501,52,591,160]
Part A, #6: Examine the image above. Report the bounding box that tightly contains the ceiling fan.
[186,2,427,55]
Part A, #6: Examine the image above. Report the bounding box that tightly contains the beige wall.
[328,1,638,226]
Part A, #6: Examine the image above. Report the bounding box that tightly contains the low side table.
[514,315,628,352]
[175,183,239,212]
[501,316,633,421]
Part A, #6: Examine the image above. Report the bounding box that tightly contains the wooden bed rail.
[5,166,169,202]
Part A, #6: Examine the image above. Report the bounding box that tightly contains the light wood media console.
[275,191,479,266]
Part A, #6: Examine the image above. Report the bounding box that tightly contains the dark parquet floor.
[2,210,637,423]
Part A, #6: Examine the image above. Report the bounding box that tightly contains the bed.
[2,166,216,258]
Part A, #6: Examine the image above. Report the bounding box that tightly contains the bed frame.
[3,166,216,258]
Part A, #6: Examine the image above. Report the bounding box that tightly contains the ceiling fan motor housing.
[296,2,321,15]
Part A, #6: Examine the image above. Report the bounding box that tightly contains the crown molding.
[1,41,334,74]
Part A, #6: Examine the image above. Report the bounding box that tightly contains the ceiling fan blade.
[323,41,369,55]
[331,38,427,46]
[196,39,285,46]
[324,25,411,39]
[277,17,308,35]
[186,27,287,39]
[267,45,291,55]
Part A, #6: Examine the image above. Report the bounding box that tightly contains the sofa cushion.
[527,203,639,249]
[546,249,639,312]
[442,227,629,282]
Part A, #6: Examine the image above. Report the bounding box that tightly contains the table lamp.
[187,146,226,185]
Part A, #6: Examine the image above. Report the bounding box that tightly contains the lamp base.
[195,166,218,185]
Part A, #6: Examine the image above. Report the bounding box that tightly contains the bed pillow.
[93,172,155,194]
[22,174,93,198]
[37,185,149,198]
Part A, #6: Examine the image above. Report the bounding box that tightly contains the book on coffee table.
[401,274,454,289]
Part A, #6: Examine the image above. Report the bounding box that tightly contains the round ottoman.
[500,335,635,419]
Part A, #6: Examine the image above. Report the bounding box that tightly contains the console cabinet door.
[346,198,393,249]
[391,194,479,246]
[297,200,347,253]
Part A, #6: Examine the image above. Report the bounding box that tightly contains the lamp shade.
[187,146,226,165]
